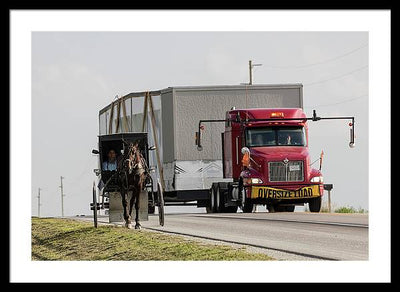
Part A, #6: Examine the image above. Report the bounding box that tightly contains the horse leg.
[129,190,140,229]
[121,188,132,228]
[134,188,141,229]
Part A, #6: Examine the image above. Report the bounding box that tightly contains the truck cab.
[222,108,324,212]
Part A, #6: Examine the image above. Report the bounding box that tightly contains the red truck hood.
[250,146,309,161]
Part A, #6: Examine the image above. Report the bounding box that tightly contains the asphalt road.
[72,211,368,261]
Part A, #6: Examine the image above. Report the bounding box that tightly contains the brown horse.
[116,141,149,229]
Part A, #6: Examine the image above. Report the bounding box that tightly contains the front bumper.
[244,184,323,200]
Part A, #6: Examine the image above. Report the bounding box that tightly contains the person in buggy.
[102,149,118,171]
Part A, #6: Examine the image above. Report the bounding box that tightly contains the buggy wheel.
[92,182,98,228]
[148,204,155,214]
[148,190,155,214]
[157,181,165,226]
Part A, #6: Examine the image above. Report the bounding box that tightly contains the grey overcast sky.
[31,31,368,216]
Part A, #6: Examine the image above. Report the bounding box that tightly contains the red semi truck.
[95,85,354,215]
[196,107,354,213]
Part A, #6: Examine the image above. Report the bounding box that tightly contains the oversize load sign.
[251,185,320,199]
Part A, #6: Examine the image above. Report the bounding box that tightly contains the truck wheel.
[224,206,238,213]
[276,205,286,212]
[217,184,235,213]
[285,205,295,212]
[268,204,285,212]
[215,184,222,213]
[206,185,217,213]
[242,200,254,213]
[308,197,321,212]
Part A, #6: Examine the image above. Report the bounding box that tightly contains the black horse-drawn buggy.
[91,132,164,228]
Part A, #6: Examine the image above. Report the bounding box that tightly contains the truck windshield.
[246,126,306,147]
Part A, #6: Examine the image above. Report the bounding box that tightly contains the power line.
[304,93,368,108]
[262,43,368,69]
[304,65,368,87]
[67,155,93,184]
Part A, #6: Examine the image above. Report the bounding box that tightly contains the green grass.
[31,218,274,261]
[334,206,368,214]
[304,201,367,213]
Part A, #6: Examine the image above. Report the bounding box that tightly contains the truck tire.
[217,184,238,213]
[285,205,295,212]
[268,204,295,212]
[308,197,321,212]
[267,204,279,213]
[223,206,238,213]
[206,184,217,213]
[215,184,222,212]
[276,205,286,212]
[242,199,254,213]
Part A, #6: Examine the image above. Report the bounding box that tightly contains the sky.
[31,31,369,216]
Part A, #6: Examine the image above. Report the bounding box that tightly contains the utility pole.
[249,60,253,85]
[60,176,65,217]
[248,60,262,85]
[37,188,41,217]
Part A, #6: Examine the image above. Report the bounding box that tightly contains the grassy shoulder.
[314,200,368,214]
[32,218,274,261]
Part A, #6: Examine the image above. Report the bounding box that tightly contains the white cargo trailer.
[97,84,303,210]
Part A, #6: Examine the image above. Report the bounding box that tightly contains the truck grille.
[268,161,304,182]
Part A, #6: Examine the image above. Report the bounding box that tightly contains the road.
[72,211,368,261]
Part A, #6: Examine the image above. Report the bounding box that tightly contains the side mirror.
[241,147,250,167]
[149,145,156,151]
[349,125,355,148]
[241,147,250,154]
[195,132,203,151]
[92,149,99,154]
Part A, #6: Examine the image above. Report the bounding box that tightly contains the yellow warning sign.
[251,185,321,199]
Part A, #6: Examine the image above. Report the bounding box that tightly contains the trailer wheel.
[308,197,321,212]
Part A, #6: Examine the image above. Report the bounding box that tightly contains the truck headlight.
[310,176,323,183]
[251,178,263,184]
